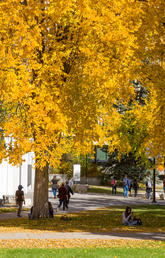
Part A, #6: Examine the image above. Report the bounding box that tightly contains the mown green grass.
[0,247,164,258]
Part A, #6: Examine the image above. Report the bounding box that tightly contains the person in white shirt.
[68,178,74,189]
[146,177,152,199]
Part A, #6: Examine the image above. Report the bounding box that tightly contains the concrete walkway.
[0,232,164,241]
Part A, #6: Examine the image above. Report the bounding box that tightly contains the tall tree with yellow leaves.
[0,0,164,217]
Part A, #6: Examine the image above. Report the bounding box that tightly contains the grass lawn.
[0,205,164,233]
[87,185,150,195]
[0,207,18,214]
[0,246,164,258]
[0,207,28,214]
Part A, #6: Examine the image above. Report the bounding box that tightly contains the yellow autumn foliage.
[0,0,164,168]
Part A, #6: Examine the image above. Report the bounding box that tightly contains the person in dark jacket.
[48,201,54,218]
[15,185,25,217]
[57,183,68,210]
[65,181,74,206]
[133,179,139,197]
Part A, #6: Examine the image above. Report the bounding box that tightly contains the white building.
[0,152,35,198]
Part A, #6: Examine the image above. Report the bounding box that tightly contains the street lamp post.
[86,154,88,184]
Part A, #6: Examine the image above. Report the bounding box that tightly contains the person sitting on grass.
[48,201,54,218]
[29,201,54,219]
[122,206,142,226]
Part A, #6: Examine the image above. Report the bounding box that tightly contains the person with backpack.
[163,178,165,194]
[51,175,59,198]
[133,179,139,197]
[29,202,53,219]
[111,177,117,195]
[68,178,74,190]
[146,177,152,199]
[65,181,74,206]
[48,201,54,218]
[15,185,25,217]
[122,175,129,198]
[128,179,132,197]
[57,183,68,211]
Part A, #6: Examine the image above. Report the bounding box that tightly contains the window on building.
[96,146,109,162]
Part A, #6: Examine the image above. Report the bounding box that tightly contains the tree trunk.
[32,163,49,219]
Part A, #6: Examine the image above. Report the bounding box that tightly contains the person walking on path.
[122,175,129,198]
[15,185,25,217]
[51,175,59,198]
[57,183,68,211]
[128,178,132,197]
[163,178,165,194]
[146,177,152,199]
[65,181,74,206]
[111,177,117,195]
[133,179,139,197]
[68,177,74,189]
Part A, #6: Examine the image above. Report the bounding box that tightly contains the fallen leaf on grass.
[0,239,164,249]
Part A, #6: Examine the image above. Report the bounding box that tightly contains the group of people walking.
[110,175,139,197]
[122,175,139,198]
[111,174,156,200]
[15,176,74,218]
[51,176,74,211]
[15,174,165,218]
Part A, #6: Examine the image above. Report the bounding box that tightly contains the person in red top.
[57,183,68,210]
[111,177,117,195]
[163,178,165,193]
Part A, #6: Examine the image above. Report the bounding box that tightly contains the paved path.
[50,192,165,213]
[0,232,164,241]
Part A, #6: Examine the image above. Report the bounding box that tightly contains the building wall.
[0,152,35,198]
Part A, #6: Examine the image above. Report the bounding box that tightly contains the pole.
[86,154,88,184]
[152,157,156,203]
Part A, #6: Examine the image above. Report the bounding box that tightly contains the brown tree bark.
[32,163,49,219]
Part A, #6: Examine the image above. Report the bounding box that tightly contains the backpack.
[123,179,127,186]
[16,190,24,202]
[65,184,70,193]
[147,180,152,188]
